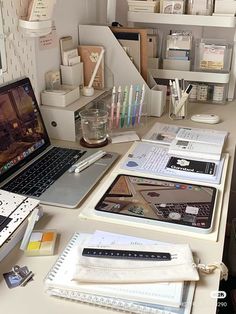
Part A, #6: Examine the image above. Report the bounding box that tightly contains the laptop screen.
[0,77,50,183]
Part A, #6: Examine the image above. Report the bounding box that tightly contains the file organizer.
[79,25,167,117]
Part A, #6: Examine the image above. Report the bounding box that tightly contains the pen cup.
[169,96,188,120]
[79,109,109,147]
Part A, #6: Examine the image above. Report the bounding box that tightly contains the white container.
[194,39,233,73]
[148,57,160,69]
[41,86,80,107]
[160,0,186,14]
[18,19,52,37]
[187,0,214,15]
[214,0,236,14]
[149,84,167,117]
[128,0,160,12]
[60,63,84,87]
[163,59,191,71]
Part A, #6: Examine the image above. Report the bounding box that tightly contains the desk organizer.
[188,81,227,104]
[194,39,233,73]
[60,63,84,87]
[18,19,52,37]
[79,25,167,119]
[41,86,80,107]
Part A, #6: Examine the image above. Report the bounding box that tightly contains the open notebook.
[44,232,196,313]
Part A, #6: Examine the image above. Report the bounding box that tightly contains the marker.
[132,85,140,126]
[116,86,122,128]
[120,86,128,128]
[127,84,133,127]
[68,150,105,173]
[137,84,145,124]
[74,151,106,173]
[109,86,116,129]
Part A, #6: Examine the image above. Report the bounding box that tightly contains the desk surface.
[1,101,235,314]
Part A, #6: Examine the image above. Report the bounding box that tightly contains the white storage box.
[41,86,80,107]
[214,0,236,14]
[60,63,84,87]
[149,84,167,117]
[128,0,160,13]
[163,59,191,71]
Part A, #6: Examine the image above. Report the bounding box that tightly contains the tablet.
[94,174,217,233]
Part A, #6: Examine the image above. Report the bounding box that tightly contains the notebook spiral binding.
[46,233,80,281]
[48,288,172,314]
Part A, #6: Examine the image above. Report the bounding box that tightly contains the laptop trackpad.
[39,153,118,208]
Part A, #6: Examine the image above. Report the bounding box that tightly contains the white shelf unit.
[128,12,236,28]
[128,12,236,101]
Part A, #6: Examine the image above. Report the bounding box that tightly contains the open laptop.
[0,77,118,208]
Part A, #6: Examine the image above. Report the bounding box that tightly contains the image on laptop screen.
[0,78,50,181]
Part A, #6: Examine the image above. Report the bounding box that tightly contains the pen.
[174,84,193,115]
[68,150,105,173]
[116,86,122,128]
[175,78,181,102]
[109,86,116,129]
[127,84,133,127]
[180,78,186,117]
[120,86,128,128]
[137,84,145,124]
[74,150,107,173]
[132,85,140,126]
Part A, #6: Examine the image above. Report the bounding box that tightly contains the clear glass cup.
[79,109,108,145]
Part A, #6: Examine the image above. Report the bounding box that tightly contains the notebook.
[44,232,196,313]
[0,77,118,208]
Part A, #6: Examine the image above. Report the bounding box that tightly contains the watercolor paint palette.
[25,230,57,256]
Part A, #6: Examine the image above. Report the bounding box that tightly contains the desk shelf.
[149,69,230,84]
[128,12,236,28]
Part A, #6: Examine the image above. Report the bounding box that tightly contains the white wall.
[35,0,108,96]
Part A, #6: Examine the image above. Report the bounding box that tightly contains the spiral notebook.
[44,232,196,313]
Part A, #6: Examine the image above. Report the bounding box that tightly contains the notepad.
[44,232,195,311]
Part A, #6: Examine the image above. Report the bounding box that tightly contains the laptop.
[0,77,118,208]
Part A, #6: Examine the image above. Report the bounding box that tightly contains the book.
[121,141,225,184]
[0,189,40,261]
[168,139,222,161]
[77,45,105,90]
[44,232,196,312]
[142,122,228,161]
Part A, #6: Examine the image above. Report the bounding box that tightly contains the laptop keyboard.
[2,147,86,197]
[153,202,212,218]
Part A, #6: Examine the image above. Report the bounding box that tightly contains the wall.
[1,0,37,87]
[0,0,108,99]
[35,0,107,97]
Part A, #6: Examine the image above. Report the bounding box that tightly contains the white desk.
[1,101,235,314]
